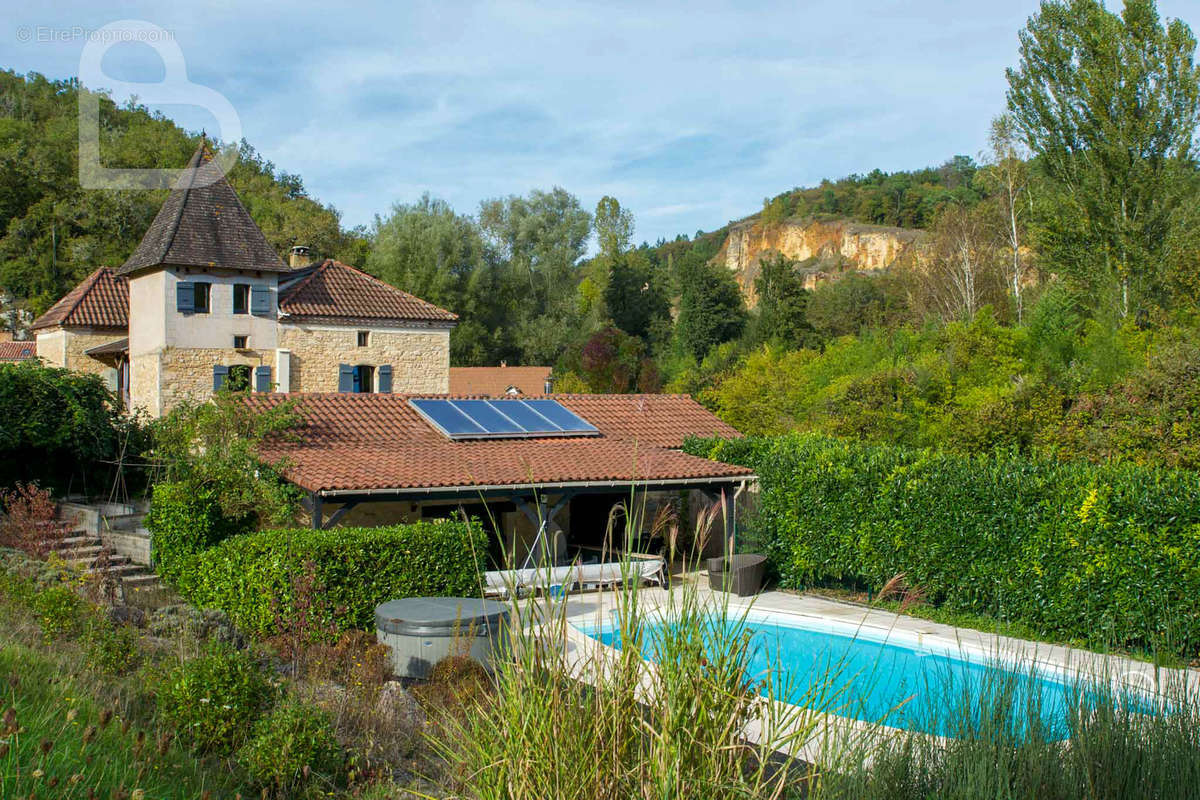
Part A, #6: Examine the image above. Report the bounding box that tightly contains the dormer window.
[233,284,250,315]
[193,282,211,314]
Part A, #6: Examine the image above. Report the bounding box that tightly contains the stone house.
[32,144,457,416]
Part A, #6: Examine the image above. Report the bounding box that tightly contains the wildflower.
[82,725,97,744]
[98,709,113,728]
[70,773,83,784]
[32,768,44,779]
[48,776,60,789]
[66,708,78,722]
[39,738,53,754]
[132,790,146,800]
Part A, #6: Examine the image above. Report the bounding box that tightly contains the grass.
[0,638,247,799]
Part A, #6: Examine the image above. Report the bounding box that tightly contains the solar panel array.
[410,398,600,440]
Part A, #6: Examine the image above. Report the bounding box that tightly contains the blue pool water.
[582,614,1085,738]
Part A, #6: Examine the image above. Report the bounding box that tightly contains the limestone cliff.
[714,217,925,306]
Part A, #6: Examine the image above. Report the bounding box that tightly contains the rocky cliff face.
[714,217,924,305]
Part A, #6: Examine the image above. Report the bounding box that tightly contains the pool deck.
[553,576,1199,762]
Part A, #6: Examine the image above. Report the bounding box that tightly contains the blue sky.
[5,1,1200,246]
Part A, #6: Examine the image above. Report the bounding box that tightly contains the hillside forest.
[2,0,1200,469]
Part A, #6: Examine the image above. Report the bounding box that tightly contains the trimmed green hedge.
[684,434,1200,656]
[146,482,253,585]
[175,521,488,636]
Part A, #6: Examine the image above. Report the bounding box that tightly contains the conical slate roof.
[119,144,287,275]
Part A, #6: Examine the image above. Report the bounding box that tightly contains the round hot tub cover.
[375,596,508,637]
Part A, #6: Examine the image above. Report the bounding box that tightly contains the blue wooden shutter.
[337,363,354,393]
[176,281,195,313]
[378,364,393,394]
[250,285,271,315]
[212,365,229,392]
[254,365,272,393]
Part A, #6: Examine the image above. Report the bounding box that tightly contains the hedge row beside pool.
[684,433,1200,657]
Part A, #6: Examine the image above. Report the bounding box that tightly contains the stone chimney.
[289,245,312,269]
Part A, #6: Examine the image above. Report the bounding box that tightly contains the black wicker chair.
[707,554,767,597]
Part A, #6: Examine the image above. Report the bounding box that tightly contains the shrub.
[237,698,343,796]
[156,644,276,754]
[176,520,487,637]
[32,584,87,640]
[0,482,60,558]
[0,360,148,494]
[146,482,253,585]
[684,433,1200,657]
[85,615,142,674]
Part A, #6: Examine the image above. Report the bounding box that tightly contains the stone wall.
[34,326,125,376]
[157,346,274,414]
[278,323,450,393]
[130,352,161,416]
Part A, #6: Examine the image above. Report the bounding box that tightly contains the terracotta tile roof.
[31,268,129,331]
[246,393,750,493]
[450,366,552,397]
[119,144,288,275]
[553,394,743,449]
[0,341,36,361]
[278,260,458,325]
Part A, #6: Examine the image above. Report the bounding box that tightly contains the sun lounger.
[483,555,666,597]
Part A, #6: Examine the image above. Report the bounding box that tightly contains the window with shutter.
[254,365,272,393]
[212,364,229,392]
[177,282,195,313]
[337,363,354,393]
[378,364,393,394]
[250,285,271,316]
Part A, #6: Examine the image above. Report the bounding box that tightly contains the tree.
[1006,0,1200,316]
[594,196,634,259]
[675,261,746,361]
[926,204,1003,320]
[980,114,1032,322]
[749,252,814,349]
[479,188,591,364]
[604,250,670,341]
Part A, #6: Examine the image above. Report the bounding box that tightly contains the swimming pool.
[578,611,1087,739]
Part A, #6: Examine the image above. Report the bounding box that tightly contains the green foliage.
[752,156,984,231]
[177,520,488,636]
[0,360,148,494]
[0,71,362,314]
[603,250,671,342]
[1006,0,1200,316]
[156,643,276,754]
[746,252,816,350]
[805,272,911,339]
[237,698,344,795]
[685,433,1200,657]
[84,615,142,675]
[148,391,303,526]
[145,481,253,587]
[675,259,746,362]
[32,584,86,641]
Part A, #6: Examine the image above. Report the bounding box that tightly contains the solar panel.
[410,398,600,440]
[448,400,525,435]
[522,399,599,433]
[410,399,486,437]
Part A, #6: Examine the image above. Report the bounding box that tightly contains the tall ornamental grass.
[427,498,830,799]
